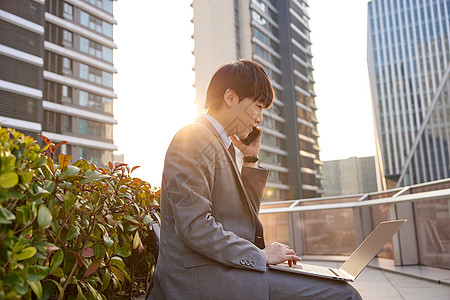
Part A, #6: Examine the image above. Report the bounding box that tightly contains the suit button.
[240,259,246,265]
[250,261,255,267]
[245,259,251,266]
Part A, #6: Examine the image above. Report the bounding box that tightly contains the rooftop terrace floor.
[304,257,450,300]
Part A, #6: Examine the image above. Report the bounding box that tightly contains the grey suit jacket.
[149,117,270,299]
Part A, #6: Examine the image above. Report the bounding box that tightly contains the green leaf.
[80,169,109,184]
[100,269,111,291]
[110,266,124,282]
[77,283,87,300]
[50,267,64,278]
[65,226,80,241]
[114,244,131,258]
[0,172,18,188]
[64,191,75,214]
[15,246,37,261]
[109,256,125,268]
[41,281,57,300]
[31,155,47,168]
[8,189,24,199]
[49,279,64,299]
[22,170,34,183]
[28,280,43,299]
[142,214,153,225]
[122,214,139,224]
[37,205,52,229]
[49,249,64,274]
[27,265,49,281]
[59,165,80,180]
[0,207,16,224]
[132,231,140,250]
[103,235,113,248]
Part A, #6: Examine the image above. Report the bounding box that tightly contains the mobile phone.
[240,127,260,145]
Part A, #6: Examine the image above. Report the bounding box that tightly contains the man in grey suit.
[149,60,361,299]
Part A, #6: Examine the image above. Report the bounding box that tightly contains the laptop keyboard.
[290,263,337,276]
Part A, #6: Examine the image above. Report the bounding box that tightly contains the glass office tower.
[0,0,117,166]
[192,0,323,201]
[368,0,450,187]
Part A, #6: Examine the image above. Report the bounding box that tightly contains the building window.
[79,90,113,113]
[102,71,112,87]
[78,147,112,166]
[61,85,72,103]
[80,11,113,38]
[79,63,111,87]
[253,27,269,45]
[102,45,113,62]
[63,3,73,20]
[252,10,267,27]
[82,0,113,14]
[62,57,72,75]
[63,30,73,47]
[79,118,112,139]
[61,115,72,133]
[254,44,280,67]
[80,36,113,62]
[260,150,286,166]
[252,0,266,12]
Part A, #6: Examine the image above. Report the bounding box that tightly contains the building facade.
[323,156,378,197]
[192,0,323,201]
[0,0,117,166]
[368,0,450,188]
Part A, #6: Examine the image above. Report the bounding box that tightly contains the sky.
[113,0,376,187]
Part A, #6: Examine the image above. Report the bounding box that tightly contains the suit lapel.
[195,118,259,217]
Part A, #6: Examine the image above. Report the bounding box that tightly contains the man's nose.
[256,110,263,124]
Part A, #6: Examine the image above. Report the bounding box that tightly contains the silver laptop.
[269,219,407,282]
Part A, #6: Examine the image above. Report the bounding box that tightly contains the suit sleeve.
[163,125,267,272]
[241,166,269,214]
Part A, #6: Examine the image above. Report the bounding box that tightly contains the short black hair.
[205,59,274,112]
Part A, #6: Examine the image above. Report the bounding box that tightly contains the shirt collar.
[201,114,232,148]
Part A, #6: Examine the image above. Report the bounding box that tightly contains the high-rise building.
[323,156,378,197]
[368,0,450,188]
[192,0,323,201]
[0,0,117,166]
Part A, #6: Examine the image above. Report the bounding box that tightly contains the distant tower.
[323,156,378,197]
[192,0,323,200]
[368,0,450,188]
[0,0,117,166]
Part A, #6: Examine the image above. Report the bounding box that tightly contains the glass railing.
[260,179,450,269]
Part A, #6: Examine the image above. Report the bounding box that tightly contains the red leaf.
[108,161,114,171]
[54,141,68,151]
[81,247,94,258]
[39,134,52,145]
[84,258,101,278]
[131,166,140,173]
[71,250,83,266]
[46,245,60,254]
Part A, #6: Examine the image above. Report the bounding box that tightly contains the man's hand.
[230,127,262,157]
[263,242,302,267]
[230,127,263,168]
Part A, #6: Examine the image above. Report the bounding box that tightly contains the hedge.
[0,126,160,299]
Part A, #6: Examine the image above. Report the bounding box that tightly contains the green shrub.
[0,126,160,299]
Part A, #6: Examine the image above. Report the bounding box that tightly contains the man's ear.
[223,89,237,108]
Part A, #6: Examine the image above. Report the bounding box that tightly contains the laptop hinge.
[338,268,355,281]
